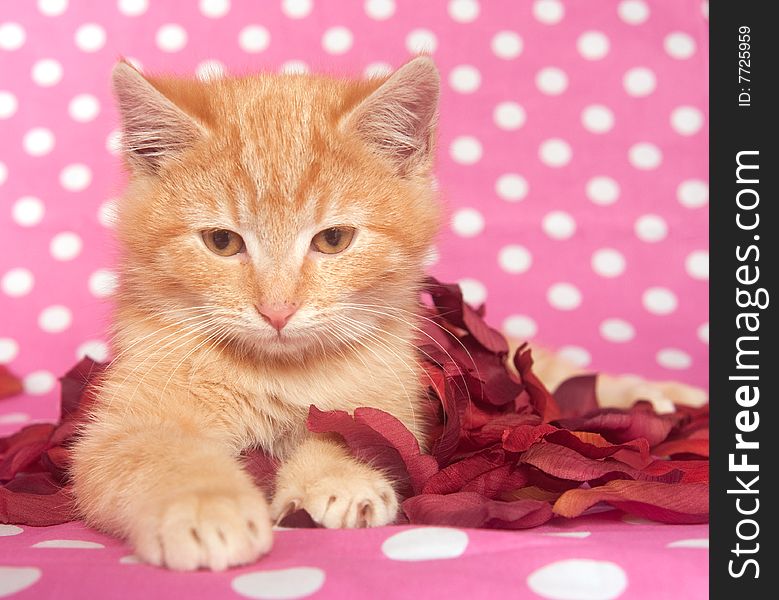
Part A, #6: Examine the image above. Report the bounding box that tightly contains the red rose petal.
[402,492,553,529]
[0,366,23,400]
[553,479,709,524]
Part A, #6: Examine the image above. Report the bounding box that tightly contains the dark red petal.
[553,480,709,524]
[402,492,553,529]
[513,346,560,421]
[0,474,76,526]
[501,423,558,453]
[0,366,23,400]
[552,374,599,418]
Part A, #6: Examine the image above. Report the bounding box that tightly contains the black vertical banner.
[710,2,776,598]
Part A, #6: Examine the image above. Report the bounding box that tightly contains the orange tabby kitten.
[71,57,706,572]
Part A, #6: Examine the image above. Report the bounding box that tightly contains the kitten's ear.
[112,60,205,174]
[343,56,440,176]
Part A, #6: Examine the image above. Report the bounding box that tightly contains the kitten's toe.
[132,489,273,571]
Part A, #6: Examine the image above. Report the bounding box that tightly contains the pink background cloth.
[0,512,708,599]
[1,4,707,441]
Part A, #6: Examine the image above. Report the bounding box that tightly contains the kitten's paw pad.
[272,472,398,529]
[132,489,272,571]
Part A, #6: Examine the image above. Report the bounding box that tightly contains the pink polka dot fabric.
[0,513,708,599]
[1,5,707,424]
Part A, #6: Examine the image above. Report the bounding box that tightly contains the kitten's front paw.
[131,488,272,571]
[272,467,398,529]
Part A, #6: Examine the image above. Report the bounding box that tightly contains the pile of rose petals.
[1,279,708,529]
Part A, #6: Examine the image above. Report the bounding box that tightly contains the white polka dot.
[0,567,41,597]
[577,31,610,60]
[24,371,56,395]
[31,59,64,86]
[60,163,92,191]
[50,232,83,261]
[76,340,109,362]
[0,90,18,119]
[499,245,532,274]
[449,65,481,93]
[38,0,69,16]
[671,106,704,136]
[527,559,627,600]
[677,179,708,208]
[0,413,30,425]
[0,161,6,186]
[503,315,538,339]
[156,24,187,52]
[23,128,55,156]
[634,214,668,242]
[406,29,437,53]
[89,269,118,297]
[2,268,34,297]
[382,527,469,561]
[95,133,114,158]
[68,93,100,122]
[281,0,314,19]
[12,196,45,227]
[559,346,591,367]
[74,23,106,52]
[493,101,526,130]
[533,0,564,24]
[491,31,522,59]
[38,305,72,332]
[702,0,708,19]
[581,105,614,133]
[496,173,528,202]
[591,248,625,277]
[448,0,480,22]
[0,22,26,50]
[600,318,635,342]
[238,25,270,53]
[119,554,141,564]
[232,567,325,599]
[322,26,353,54]
[32,539,105,549]
[0,337,20,363]
[539,138,572,167]
[698,322,709,344]
[280,60,308,75]
[364,62,392,78]
[365,0,395,20]
[623,67,656,97]
[535,67,568,95]
[542,211,576,240]
[547,283,582,310]
[0,524,23,536]
[667,538,708,549]
[665,31,696,59]
[451,208,484,237]
[618,0,649,24]
[628,142,662,170]
[543,531,592,539]
[199,0,230,18]
[586,176,620,205]
[642,287,678,315]
[196,60,226,81]
[118,0,148,16]
[458,278,487,306]
[450,136,482,164]
[685,250,708,280]
[657,348,691,370]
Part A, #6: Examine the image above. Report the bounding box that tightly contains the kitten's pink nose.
[256,303,298,332]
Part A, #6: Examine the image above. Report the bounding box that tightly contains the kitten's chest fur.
[187,330,425,458]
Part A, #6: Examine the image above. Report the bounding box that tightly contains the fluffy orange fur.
[71,57,706,572]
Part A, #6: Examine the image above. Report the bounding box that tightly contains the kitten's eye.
[311,226,356,254]
[202,229,245,256]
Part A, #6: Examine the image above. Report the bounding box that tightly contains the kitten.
[71,57,707,572]
[71,57,440,571]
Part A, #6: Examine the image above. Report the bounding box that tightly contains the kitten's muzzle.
[256,302,298,332]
